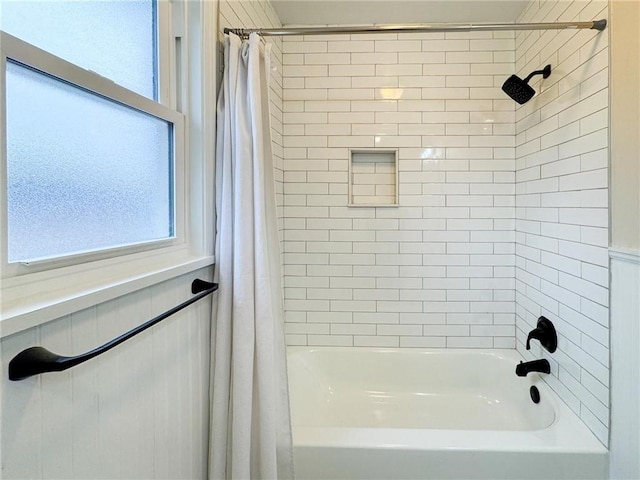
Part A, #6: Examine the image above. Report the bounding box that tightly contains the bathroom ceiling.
[271,0,529,25]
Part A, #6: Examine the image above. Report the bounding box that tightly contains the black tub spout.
[515,359,551,377]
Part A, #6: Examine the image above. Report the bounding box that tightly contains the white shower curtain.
[210,33,294,480]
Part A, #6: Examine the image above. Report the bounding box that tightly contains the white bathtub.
[287,347,608,480]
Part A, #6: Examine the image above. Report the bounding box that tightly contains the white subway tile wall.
[281,30,518,350]
[513,0,609,445]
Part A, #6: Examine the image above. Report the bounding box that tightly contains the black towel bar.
[8,279,218,381]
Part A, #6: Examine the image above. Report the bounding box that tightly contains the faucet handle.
[526,317,557,353]
[525,329,540,350]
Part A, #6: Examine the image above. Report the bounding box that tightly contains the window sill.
[0,250,215,339]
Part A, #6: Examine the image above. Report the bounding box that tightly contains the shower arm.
[224,19,607,38]
[523,71,542,83]
[523,67,550,84]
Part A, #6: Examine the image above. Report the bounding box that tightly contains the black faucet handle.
[526,328,541,350]
[526,317,557,353]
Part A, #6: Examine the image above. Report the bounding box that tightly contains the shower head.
[501,64,552,104]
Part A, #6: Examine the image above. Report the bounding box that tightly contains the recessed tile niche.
[348,150,399,207]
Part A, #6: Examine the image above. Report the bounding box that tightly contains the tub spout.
[515,359,550,377]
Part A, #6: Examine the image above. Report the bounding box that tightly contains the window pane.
[1,0,157,99]
[6,60,174,263]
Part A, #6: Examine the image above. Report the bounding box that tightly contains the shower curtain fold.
[210,32,294,480]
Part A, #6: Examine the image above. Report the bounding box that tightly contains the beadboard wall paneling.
[609,249,640,479]
[0,269,213,479]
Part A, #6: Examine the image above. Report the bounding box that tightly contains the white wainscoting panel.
[0,268,213,480]
[610,248,640,480]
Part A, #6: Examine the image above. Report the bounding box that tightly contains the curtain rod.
[224,19,607,37]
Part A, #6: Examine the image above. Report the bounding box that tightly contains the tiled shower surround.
[281,32,519,348]
[217,0,610,446]
[514,0,609,444]
[276,0,609,443]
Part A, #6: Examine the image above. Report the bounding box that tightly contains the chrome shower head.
[501,64,552,104]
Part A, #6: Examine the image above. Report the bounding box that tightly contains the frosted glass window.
[6,60,174,263]
[1,0,157,99]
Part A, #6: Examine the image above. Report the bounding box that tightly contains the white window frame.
[0,0,216,337]
[1,32,186,271]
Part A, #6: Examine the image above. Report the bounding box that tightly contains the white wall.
[609,0,640,252]
[609,0,640,477]
[0,270,213,480]
[513,0,609,445]
[280,31,518,348]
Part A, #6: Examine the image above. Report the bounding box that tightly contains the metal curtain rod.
[224,19,607,37]
[8,279,219,381]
